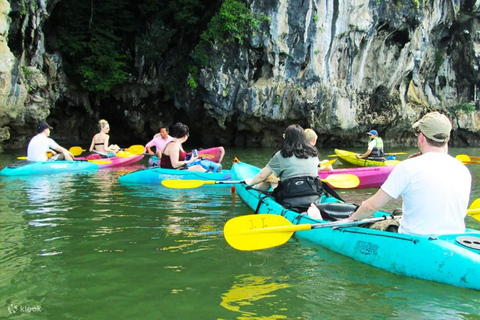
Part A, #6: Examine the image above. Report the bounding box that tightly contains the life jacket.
[367,137,385,160]
[186,159,222,172]
[272,175,324,212]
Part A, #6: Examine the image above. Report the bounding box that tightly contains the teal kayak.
[231,161,480,291]
[118,167,232,184]
[0,160,99,176]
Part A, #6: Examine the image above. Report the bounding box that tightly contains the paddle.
[70,144,145,157]
[327,152,407,157]
[467,198,480,221]
[384,160,401,166]
[161,173,360,189]
[115,145,145,157]
[54,147,110,163]
[319,158,337,170]
[123,145,145,155]
[17,152,54,160]
[162,180,243,189]
[223,214,396,251]
[78,159,112,164]
[69,146,86,156]
[455,154,480,164]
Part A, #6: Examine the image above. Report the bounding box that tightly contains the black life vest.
[272,175,324,212]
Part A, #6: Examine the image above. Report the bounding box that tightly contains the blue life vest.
[186,159,222,172]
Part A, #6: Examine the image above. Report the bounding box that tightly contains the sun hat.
[367,130,378,136]
[412,112,451,143]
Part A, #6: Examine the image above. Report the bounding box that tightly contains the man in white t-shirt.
[27,122,74,161]
[145,126,173,158]
[348,112,471,235]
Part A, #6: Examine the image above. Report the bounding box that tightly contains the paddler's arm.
[347,189,393,221]
[145,139,155,156]
[246,166,272,187]
[146,146,155,155]
[53,146,74,161]
[357,149,372,159]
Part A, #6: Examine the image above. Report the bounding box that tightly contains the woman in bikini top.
[89,119,120,155]
[160,122,205,172]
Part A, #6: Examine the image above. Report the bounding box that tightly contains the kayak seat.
[316,203,357,221]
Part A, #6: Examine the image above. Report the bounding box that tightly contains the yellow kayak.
[334,149,400,167]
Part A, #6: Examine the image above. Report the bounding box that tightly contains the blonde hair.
[305,128,317,142]
[98,119,109,131]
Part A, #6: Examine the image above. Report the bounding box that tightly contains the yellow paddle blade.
[455,154,480,164]
[87,160,112,164]
[69,146,86,156]
[116,150,132,157]
[224,214,311,251]
[17,156,27,160]
[456,154,471,162]
[319,158,337,170]
[161,180,216,189]
[198,153,215,159]
[469,198,480,209]
[321,173,359,189]
[124,145,145,155]
[467,198,480,222]
[468,208,480,221]
[384,160,401,166]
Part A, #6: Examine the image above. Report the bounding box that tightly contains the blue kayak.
[0,160,99,176]
[118,167,232,184]
[231,161,480,291]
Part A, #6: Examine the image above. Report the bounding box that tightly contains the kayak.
[231,161,480,291]
[335,149,399,167]
[76,151,144,168]
[148,146,225,167]
[318,166,394,189]
[0,160,99,176]
[118,166,232,184]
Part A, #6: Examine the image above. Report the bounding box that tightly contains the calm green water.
[1,147,480,319]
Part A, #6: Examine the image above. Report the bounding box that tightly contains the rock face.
[1,0,480,149]
[193,0,480,147]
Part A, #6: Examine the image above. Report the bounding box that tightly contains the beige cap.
[412,112,451,142]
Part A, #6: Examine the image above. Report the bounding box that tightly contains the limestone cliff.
[1,0,480,150]
[192,0,480,147]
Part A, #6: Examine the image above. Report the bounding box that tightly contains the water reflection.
[221,275,291,318]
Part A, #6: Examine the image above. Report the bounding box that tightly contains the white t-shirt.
[367,139,377,150]
[381,152,471,235]
[27,134,60,161]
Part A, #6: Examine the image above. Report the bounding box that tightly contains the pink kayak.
[318,165,394,189]
[77,153,144,168]
[148,146,225,167]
